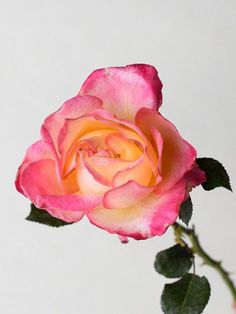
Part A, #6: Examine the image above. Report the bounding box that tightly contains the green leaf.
[154,244,193,278]
[179,197,193,226]
[26,204,73,227]
[196,158,232,191]
[161,274,211,314]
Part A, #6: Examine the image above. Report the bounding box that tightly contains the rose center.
[62,124,155,194]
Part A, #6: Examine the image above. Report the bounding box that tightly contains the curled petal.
[103,181,154,209]
[43,95,103,154]
[19,158,102,216]
[136,108,196,193]
[113,153,154,187]
[151,127,163,172]
[106,132,142,161]
[76,154,111,194]
[40,125,58,160]
[87,180,186,240]
[19,159,63,203]
[79,64,162,121]
[15,140,55,194]
[83,155,131,186]
[58,116,111,163]
[91,109,159,174]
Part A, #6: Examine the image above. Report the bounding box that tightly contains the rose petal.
[150,180,186,236]
[106,132,142,161]
[36,194,103,213]
[46,208,84,223]
[15,141,56,195]
[20,159,63,203]
[61,169,79,194]
[87,180,186,240]
[184,163,206,192]
[19,158,102,214]
[40,125,58,160]
[113,153,154,187]
[79,64,162,121]
[43,95,103,154]
[136,108,196,193]
[103,180,154,209]
[151,127,163,172]
[91,109,159,174]
[58,109,158,177]
[76,154,111,194]
[83,155,131,186]
[58,116,112,162]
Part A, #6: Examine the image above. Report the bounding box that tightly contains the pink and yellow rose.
[16,64,205,241]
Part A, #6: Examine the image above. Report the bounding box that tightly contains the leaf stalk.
[173,222,236,303]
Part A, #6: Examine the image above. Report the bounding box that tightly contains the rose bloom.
[16,64,205,241]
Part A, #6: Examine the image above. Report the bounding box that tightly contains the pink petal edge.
[103,180,155,209]
[136,108,197,194]
[43,95,103,154]
[87,179,186,240]
[79,64,162,121]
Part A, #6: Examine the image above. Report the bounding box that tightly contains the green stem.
[173,222,236,302]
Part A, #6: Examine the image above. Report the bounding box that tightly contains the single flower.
[16,64,205,241]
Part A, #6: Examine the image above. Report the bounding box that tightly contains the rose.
[16,64,205,241]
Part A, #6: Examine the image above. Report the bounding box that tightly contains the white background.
[0,1,236,313]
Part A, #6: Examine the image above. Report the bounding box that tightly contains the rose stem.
[172,222,236,303]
